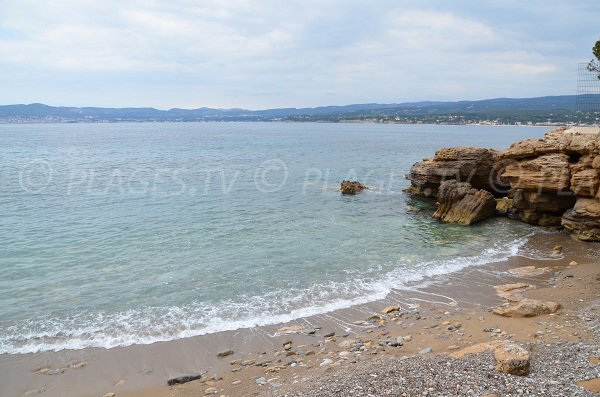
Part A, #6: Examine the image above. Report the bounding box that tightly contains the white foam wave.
[0,234,531,354]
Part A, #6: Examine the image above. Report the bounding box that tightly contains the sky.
[0,0,598,109]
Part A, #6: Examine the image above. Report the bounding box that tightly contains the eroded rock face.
[407,147,501,197]
[509,189,576,226]
[561,198,600,241]
[501,153,571,192]
[432,180,496,225]
[340,180,367,195]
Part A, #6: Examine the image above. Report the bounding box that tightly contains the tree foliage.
[588,39,600,78]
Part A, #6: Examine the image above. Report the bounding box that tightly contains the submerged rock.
[340,180,368,195]
[432,180,496,225]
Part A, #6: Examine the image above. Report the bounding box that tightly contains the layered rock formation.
[406,147,504,197]
[406,127,600,241]
[432,180,496,225]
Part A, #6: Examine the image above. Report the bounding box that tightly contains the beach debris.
[24,389,46,395]
[167,372,205,386]
[419,347,433,354]
[69,361,87,369]
[283,341,293,350]
[204,387,218,395]
[494,342,530,376]
[231,379,242,385]
[255,377,267,386]
[113,378,127,387]
[569,261,579,267]
[217,350,234,357]
[493,298,561,318]
[275,325,305,335]
[340,180,368,195]
[320,358,333,367]
[508,266,550,277]
[102,394,116,397]
[381,305,400,314]
[338,339,357,349]
[323,331,335,338]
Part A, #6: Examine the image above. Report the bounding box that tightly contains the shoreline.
[2,231,599,397]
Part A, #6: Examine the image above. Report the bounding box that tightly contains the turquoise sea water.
[0,122,549,353]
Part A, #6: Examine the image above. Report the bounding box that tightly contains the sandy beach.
[1,231,599,397]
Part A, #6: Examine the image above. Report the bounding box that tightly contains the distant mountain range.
[0,95,597,124]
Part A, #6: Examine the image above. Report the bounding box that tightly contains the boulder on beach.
[340,180,368,195]
[493,298,560,318]
[494,342,530,376]
[432,180,496,225]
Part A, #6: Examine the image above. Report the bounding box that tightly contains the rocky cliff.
[406,127,600,241]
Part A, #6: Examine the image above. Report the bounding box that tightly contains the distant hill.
[0,95,596,124]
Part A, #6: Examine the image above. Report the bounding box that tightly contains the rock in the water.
[562,198,600,241]
[433,180,496,225]
[494,342,530,376]
[493,298,560,317]
[167,373,204,386]
[340,180,367,195]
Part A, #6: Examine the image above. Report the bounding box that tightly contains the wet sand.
[2,231,599,397]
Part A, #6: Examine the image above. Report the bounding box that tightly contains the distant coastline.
[1,95,598,125]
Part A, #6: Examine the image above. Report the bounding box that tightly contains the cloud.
[0,0,598,108]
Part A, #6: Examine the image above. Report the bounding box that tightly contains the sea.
[0,122,551,354]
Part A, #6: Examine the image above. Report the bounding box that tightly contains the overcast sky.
[0,0,598,109]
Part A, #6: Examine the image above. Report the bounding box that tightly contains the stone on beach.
[494,342,530,376]
[167,373,204,386]
[493,298,561,318]
[494,283,532,302]
[381,305,400,314]
[217,350,234,357]
[275,325,305,335]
